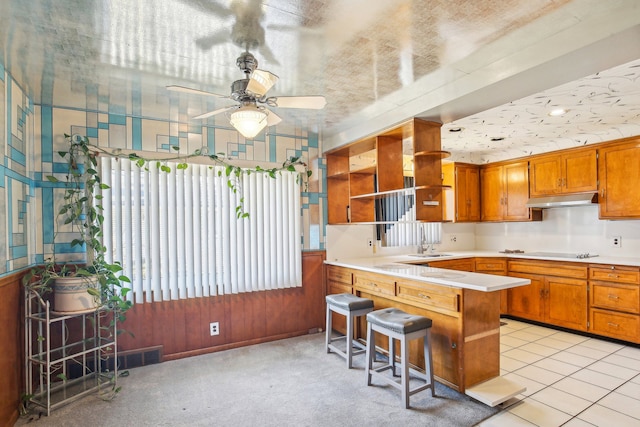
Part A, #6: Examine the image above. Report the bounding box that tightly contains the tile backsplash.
[326,205,640,259]
[474,205,640,256]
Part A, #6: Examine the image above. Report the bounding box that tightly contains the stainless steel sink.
[408,254,452,258]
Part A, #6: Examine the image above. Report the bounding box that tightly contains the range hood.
[526,193,598,208]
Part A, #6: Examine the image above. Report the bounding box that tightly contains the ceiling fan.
[167,51,326,139]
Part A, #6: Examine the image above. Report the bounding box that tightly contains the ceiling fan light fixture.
[229,105,269,139]
[247,69,279,97]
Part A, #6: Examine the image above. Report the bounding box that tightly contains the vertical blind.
[376,191,442,247]
[100,157,302,303]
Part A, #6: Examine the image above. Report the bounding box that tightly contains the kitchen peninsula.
[325,255,531,404]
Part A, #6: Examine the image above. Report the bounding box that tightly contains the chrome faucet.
[417,227,425,254]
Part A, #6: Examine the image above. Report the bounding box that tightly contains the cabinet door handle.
[607,294,619,300]
[418,293,432,299]
[607,322,619,328]
[607,274,619,279]
[557,178,562,188]
[562,177,566,188]
[601,189,605,199]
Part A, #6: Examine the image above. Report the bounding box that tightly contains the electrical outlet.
[612,236,622,248]
[367,239,373,247]
[209,322,220,336]
[450,235,457,243]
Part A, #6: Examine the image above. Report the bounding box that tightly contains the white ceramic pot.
[53,276,100,314]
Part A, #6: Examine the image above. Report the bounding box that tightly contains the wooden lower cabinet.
[546,276,589,331]
[588,264,640,343]
[589,309,640,343]
[475,258,508,314]
[347,269,500,392]
[428,258,475,272]
[507,272,545,321]
[507,260,588,331]
[326,265,353,334]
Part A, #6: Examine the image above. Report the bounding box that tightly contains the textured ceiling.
[1,0,640,163]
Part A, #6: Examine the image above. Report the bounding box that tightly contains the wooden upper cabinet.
[326,153,350,224]
[563,149,598,193]
[480,161,540,222]
[529,155,561,196]
[442,163,480,222]
[479,164,504,221]
[598,138,640,219]
[503,162,531,220]
[529,147,597,197]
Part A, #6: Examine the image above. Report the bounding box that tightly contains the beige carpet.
[17,333,499,426]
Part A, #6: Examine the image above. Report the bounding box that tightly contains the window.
[100,157,302,303]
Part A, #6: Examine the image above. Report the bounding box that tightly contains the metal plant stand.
[24,288,118,415]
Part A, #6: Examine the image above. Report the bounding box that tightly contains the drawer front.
[327,265,352,285]
[396,282,460,313]
[353,273,395,296]
[590,266,640,284]
[590,308,640,343]
[475,258,507,273]
[429,258,475,272]
[590,282,640,313]
[327,281,352,296]
[508,260,588,279]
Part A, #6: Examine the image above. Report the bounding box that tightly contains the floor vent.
[63,346,163,380]
[116,346,163,370]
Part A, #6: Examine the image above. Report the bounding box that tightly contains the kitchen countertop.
[325,255,529,292]
[325,250,640,293]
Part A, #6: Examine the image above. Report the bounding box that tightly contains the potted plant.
[23,134,132,318]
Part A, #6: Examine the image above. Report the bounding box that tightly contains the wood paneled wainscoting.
[117,251,326,361]
[0,251,325,426]
[0,270,27,427]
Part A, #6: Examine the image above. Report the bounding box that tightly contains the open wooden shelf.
[326,118,446,223]
[414,150,452,159]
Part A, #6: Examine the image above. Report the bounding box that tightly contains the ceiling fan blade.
[258,44,280,66]
[167,85,228,98]
[195,28,229,51]
[247,69,279,97]
[269,96,327,110]
[177,0,233,18]
[194,106,237,120]
[266,109,282,127]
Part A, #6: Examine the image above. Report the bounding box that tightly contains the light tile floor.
[479,319,640,427]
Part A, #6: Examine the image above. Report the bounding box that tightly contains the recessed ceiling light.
[490,137,505,142]
[449,127,463,132]
[548,108,568,116]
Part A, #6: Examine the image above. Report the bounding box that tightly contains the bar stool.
[365,308,435,408]
[325,293,374,368]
